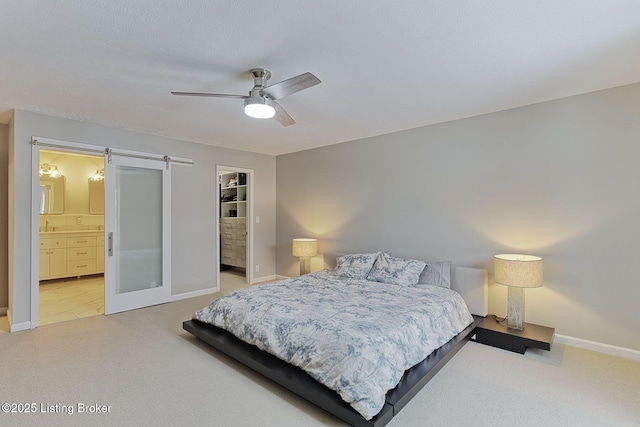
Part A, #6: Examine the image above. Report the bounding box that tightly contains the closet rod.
[31,139,194,166]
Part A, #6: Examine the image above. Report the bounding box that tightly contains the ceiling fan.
[171,68,321,126]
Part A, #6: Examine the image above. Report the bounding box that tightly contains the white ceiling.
[1,1,639,156]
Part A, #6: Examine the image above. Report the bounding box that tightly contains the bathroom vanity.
[39,231,105,280]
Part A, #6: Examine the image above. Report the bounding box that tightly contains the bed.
[183,252,488,426]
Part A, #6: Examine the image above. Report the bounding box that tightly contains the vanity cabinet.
[40,237,67,279]
[39,232,104,280]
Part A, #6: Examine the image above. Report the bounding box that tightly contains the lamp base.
[299,257,311,275]
[507,287,525,330]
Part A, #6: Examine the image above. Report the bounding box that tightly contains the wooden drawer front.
[221,220,235,231]
[67,247,96,261]
[98,235,105,246]
[67,259,97,275]
[221,240,236,253]
[220,236,233,246]
[222,230,245,241]
[67,236,97,248]
[221,218,245,228]
[40,238,66,250]
[237,249,246,263]
[221,254,236,265]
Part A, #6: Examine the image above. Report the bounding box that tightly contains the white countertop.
[40,230,103,235]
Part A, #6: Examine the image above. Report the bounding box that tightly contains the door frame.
[216,165,254,289]
[31,138,104,328]
[30,136,192,328]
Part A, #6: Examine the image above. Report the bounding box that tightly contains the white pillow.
[334,252,381,279]
[416,261,452,288]
[367,252,427,286]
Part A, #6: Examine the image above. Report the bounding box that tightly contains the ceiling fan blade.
[260,72,321,100]
[273,102,295,127]
[171,91,248,99]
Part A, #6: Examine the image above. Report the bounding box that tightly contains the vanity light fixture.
[494,254,543,330]
[292,238,318,275]
[90,168,105,181]
[39,163,62,178]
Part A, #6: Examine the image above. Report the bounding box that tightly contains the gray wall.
[8,110,276,327]
[276,82,640,352]
[0,123,8,311]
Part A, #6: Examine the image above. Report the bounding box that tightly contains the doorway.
[31,137,190,327]
[37,149,105,326]
[216,165,253,290]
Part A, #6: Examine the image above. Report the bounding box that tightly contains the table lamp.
[292,238,317,275]
[494,254,543,330]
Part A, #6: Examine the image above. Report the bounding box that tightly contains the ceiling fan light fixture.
[244,97,276,119]
[172,68,320,126]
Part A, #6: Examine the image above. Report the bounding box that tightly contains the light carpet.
[1,292,639,427]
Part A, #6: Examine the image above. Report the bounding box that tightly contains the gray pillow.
[416,261,452,288]
[367,252,427,286]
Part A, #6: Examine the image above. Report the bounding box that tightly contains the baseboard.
[0,307,7,316]
[251,274,287,284]
[7,309,31,333]
[170,276,286,299]
[555,334,640,361]
[170,287,218,302]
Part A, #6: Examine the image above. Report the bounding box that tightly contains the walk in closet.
[219,171,247,270]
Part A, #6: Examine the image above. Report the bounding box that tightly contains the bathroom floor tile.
[39,275,104,326]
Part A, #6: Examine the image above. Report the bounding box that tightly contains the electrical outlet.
[256,216,260,223]
[255,265,260,272]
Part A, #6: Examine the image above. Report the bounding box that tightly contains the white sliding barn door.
[104,155,171,314]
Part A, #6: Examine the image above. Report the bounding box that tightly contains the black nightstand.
[472,315,555,354]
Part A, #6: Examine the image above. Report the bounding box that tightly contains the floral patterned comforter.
[194,270,473,420]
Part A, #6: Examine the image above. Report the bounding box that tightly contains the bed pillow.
[416,261,452,288]
[334,252,381,279]
[367,252,427,286]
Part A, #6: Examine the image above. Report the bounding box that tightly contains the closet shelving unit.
[219,172,247,269]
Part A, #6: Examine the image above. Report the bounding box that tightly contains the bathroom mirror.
[39,176,65,214]
[89,179,105,214]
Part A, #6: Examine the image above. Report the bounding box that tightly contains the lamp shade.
[494,254,543,288]
[292,238,317,257]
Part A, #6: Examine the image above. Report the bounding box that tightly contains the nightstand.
[472,315,555,354]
